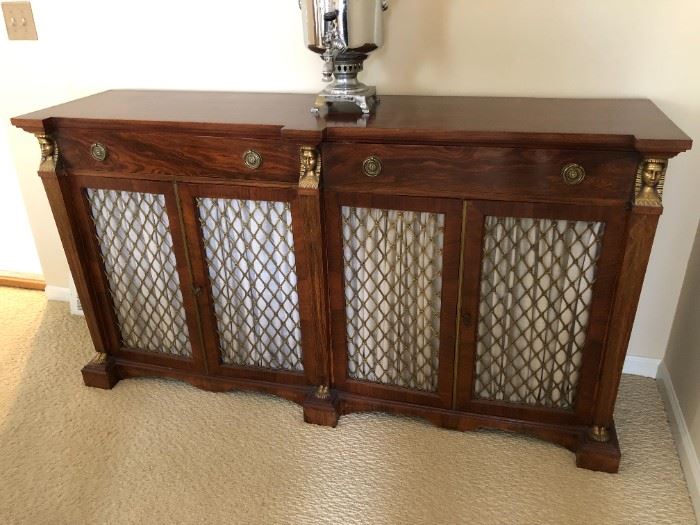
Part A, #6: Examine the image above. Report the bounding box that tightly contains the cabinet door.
[69,175,205,371]
[455,201,626,424]
[325,192,463,408]
[180,183,309,385]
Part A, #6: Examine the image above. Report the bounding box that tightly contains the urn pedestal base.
[311,87,379,116]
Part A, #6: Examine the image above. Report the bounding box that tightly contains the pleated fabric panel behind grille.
[197,197,303,371]
[341,206,445,392]
[86,188,193,357]
[475,216,606,409]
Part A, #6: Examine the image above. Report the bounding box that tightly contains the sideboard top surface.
[11,90,691,155]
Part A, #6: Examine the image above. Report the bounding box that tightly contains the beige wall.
[664,222,700,461]
[1,0,699,361]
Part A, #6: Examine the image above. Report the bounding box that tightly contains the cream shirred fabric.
[86,188,192,357]
[197,197,303,371]
[475,216,606,409]
[342,206,445,392]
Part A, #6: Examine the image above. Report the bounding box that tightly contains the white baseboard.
[657,362,700,521]
[622,355,662,378]
[44,285,69,302]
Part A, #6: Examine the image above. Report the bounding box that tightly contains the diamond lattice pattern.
[475,216,606,409]
[342,206,444,392]
[197,197,303,371]
[86,188,192,357]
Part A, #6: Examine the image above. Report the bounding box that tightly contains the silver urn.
[299,0,388,115]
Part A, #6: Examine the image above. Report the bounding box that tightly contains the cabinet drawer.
[57,128,298,182]
[322,144,638,204]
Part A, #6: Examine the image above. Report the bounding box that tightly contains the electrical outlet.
[2,2,37,40]
[68,274,84,317]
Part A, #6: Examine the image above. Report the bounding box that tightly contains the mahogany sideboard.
[12,91,692,472]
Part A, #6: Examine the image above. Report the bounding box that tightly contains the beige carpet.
[0,287,696,525]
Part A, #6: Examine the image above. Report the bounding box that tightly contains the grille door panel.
[456,202,626,422]
[180,184,308,385]
[73,177,204,370]
[327,193,462,408]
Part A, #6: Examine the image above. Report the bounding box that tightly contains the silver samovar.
[299,0,388,115]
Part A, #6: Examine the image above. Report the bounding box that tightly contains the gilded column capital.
[314,385,330,400]
[88,352,110,365]
[634,158,667,207]
[589,425,611,443]
[34,133,59,171]
[299,146,321,190]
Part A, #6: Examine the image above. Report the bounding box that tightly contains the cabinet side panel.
[594,209,660,427]
[41,175,109,352]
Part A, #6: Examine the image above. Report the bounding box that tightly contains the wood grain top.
[11,90,692,155]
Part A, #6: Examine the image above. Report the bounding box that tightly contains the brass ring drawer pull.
[561,163,586,185]
[90,143,108,162]
[243,150,263,170]
[362,155,382,177]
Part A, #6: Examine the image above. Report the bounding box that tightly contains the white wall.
[0,123,42,275]
[1,0,699,361]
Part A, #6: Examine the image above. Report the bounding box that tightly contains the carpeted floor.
[0,287,696,525]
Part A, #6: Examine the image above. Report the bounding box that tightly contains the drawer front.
[57,128,298,182]
[322,144,638,204]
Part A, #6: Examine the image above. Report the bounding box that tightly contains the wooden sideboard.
[12,91,691,472]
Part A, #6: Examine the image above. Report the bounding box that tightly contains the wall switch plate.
[2,2,37,40]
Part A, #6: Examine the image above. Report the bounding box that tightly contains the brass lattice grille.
[86,188,192,357]
[342,206,444,392]
[197,197,303,371]
[474,216,605,409]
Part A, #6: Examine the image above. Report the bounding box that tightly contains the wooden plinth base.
[335,393,621,473]
[81,354,119,389]
[80,360,621,472]
[576,425,621,473]
[303,391,340,428]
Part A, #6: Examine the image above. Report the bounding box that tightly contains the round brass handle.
[90,143,108,162]
[362,155,382,177]
[243,150,263,170]
[561,163,586,185]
